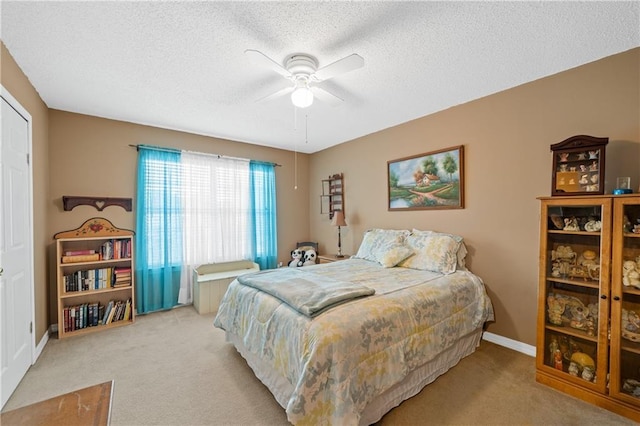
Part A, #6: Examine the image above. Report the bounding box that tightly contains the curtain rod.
[129,144,281,167]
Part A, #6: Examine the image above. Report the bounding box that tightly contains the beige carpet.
[2,306,635,425]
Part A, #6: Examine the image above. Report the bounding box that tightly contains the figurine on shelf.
[554,349,563,370]
[576,250,600,281]
[569,305,589,331]
[577,152,587,160]
[549,337,559,367]
[551,245,576,278]
[623,379,640,397]
[559,152,570,162]
[584,219,602,232]
[581,366,595,382]
[588,150,599,159]
[552,245,576,262]
[563,217,580,231]
[568,265,590,281]
[549,214,564,230]
[568,361,580,376]
[622,309,640,342]
[622,260,640,289]
[547,294,566,325]
[623,215,632,232]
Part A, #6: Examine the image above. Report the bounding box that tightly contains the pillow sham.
[398,231,463,274]
[410,229,468,270]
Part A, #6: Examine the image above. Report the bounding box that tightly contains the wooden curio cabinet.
[610,196,640,408]
[536,195,640,421]
[550,135,608,196]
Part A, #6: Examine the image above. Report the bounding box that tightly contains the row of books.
[62,299,132,333]
[61,239,132,263]
[64,267,132,293]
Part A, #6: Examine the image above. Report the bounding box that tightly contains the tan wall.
[309,47,640,346]
[3,37,638,348]
[1,42,51,342]
[47,111,310,324]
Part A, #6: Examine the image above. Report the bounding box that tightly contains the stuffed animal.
[303,249,317,266]
[289,249,305,267]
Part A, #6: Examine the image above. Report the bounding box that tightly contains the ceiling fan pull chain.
[294,136,298,191]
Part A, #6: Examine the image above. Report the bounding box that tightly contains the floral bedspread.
[214,258,494,425]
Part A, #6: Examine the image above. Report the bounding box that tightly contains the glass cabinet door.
[537,197,611,394]
[610,196,640,406]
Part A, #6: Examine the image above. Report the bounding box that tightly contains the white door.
[0,89,34,408]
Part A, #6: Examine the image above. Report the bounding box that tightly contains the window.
[135,145,277,313]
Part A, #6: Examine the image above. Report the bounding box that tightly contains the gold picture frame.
[388,145,464,211]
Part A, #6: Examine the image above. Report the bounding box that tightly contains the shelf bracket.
[63,196,132,212]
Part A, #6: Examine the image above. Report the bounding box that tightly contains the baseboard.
[34,329,49,362]
[482,331,536,357]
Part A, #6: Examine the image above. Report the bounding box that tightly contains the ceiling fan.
[246,49,364,108]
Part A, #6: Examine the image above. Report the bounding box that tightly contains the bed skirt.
[225,327,484,425]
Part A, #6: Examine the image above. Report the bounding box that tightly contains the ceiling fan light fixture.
[291,85,313,108]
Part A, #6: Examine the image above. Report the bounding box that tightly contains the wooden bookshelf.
[54,218,135,338]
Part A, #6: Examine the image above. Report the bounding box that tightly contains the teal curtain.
[249,161,278,270]
[135,145,183,314]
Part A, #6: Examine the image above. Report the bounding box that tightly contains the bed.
[214,229,494,425]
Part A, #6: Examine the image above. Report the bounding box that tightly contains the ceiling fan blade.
[313,54,364,81]
[311,86,343,107]
[245,49,291,78]
[255,86,294,103]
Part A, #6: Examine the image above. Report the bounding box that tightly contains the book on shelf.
[100,239,132,261]
[61,253,100,263]
[98,304,105,325]
[112,283,131,288]
[64,266,131,292]
[65,249,95,256]
[102,301,114,325]
[105,302,117,324]
[112,266,132,287]
[124,299,131,322]
[63,298,131,333]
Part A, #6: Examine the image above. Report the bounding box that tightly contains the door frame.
[1,85,36,366]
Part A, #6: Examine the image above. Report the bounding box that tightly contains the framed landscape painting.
[388,145,464,211]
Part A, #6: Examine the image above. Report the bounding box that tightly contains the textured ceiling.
[1,1,638,154]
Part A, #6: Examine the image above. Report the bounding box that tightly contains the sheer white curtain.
[177,152,251,304]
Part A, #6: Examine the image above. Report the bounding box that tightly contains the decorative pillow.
[354,229,413,267]
[398,231,463,274]
[374,242,414,268]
